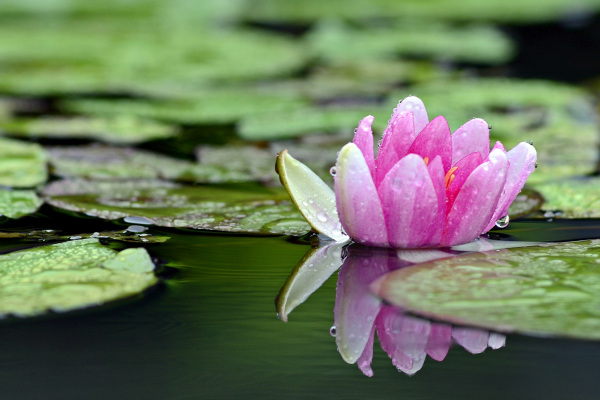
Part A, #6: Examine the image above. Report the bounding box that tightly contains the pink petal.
[356,325,376,377]
[375,111,416,188]
[426,156,446,245]
[441,148,508,246]
[484,142,537,232]
[378,154,440,248]
[407,116,453,172]
[445,152,484,214]
[425,323,453,361]
[334,248,390,364]
[490,140,505,154]
[335,143,388,246]
[452,327,490,354]
[451,118,490,166]
[376,307,429,376]
[395,96,429,134]
[353,115,376,180]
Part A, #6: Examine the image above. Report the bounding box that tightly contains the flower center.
[423,156,429,166]
[445,166,458,188]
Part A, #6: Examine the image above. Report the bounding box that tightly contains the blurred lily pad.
[395,78,598,175]
[59,87,309,125]
[42,179,310,235]
[47,145,253,183]
[243,0,600,24]
[0,137,47,187]
[0,238,157,318]
[534,177,600,218]
[0,116,177,144]
[307,20,514,65]
[0,189,42,219]
[373,240,600,339]
[0,229,169,244]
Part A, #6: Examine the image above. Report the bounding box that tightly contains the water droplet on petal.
[329,326,337,337]
[330,167,337,176]
[317,211,328,222]
[495,215,510,228]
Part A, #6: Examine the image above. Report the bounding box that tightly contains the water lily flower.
[277,95,537,247]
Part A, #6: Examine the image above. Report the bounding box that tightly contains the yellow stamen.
[423,157,429,166]
[445,166,458,188]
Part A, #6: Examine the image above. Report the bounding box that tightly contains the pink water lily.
[277,96,536,247]
[334,96,537,247]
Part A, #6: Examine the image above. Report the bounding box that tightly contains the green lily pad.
[394,78,598,175]
[372,240,600,340]
[0,229,169,244]
[42,179,310,236]
[0,116,177,144]
[534,177,600,218]
[0,238,157,318]
[0,189,42,219]
[0,137,48,188]
[47,145,253,183]
[59,87,308,125]
[242,0,600,24]
[307,20,514,65]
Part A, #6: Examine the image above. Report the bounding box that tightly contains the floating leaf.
[373,240,600,339]
[0,137,47,188]
[42,179,310,236]
[0,116,177,144]
[277,150,347,241]
[47,145,253,183]
[0,238,157,318]
[307,20,514,65]
[0,189,42,219]
[534,177,600,218]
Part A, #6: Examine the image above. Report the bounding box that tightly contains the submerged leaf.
[0,238,157,318]
[373,240,600,339]
[42,179,310,236]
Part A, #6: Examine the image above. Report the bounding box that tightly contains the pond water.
[0,217,598,400]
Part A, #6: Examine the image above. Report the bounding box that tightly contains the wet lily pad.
[0,238,157,318]
[42,179,310,236]
[0,189,42,219]
[534,177,600,218]
[47,145,253,183]
[0,229,169,244]
[307,20,514,65]
[0,116,177,144]
[372,240,600,340]
[0,137,48,188]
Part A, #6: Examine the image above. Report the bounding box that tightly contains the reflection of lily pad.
[0,238,157,318]
[308,20,514,65]
[0,189,42,219]
[0,116,177,144]
[0,137,48,187]
[373,240,600,339]
[47,145,252,183]
[42,179,310,236]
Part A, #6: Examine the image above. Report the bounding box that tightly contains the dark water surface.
[0,225,598,400]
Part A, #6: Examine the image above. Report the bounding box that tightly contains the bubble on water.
[329,326,337,337]
[495,215,510,228]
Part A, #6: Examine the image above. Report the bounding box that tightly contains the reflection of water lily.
[276,242,510,377]
[334,246,505,376]
[277,96,537,247]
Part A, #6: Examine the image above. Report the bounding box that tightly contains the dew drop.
[329,326,337,337]
[495,215,510,228]
[317,211,328,222]
[330,166,337,176]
